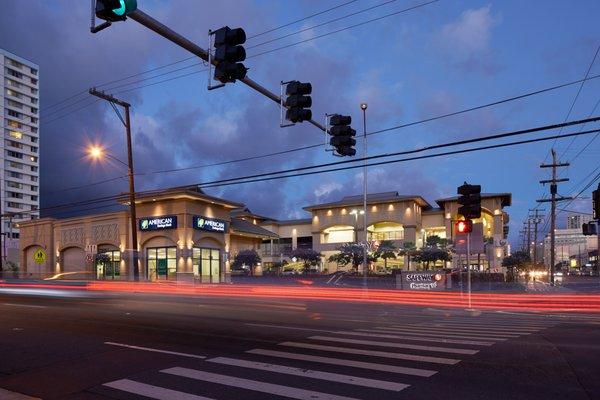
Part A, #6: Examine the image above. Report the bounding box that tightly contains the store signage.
[139,215,177,231]
[397,271,448,290]
[193,216,227,233]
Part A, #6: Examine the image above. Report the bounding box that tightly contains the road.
[0,288,599,400]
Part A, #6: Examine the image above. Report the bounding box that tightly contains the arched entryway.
[368,221,404,241]
[192,237,223,283]
[60,246,86,278]
[142,236,178,281]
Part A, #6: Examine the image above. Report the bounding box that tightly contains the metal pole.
[467,231,472,309]
[124,105,139,281]
[361,103,368,284]
[550,150,557,286]
[128,9,327,133]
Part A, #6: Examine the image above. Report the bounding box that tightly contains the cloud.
[436,5,501,74]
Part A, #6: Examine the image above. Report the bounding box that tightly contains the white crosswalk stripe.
[362,328,510,341]
[308,335,480,355]
[336,330,495,346]
[104,379,215,400]
[207,356,410,391]
[246,348,438,377]
[162,366,362,400]
[278,341,460,364]
[377,326,522,337]
[388,323,539,334]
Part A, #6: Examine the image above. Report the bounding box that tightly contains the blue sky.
[1,0,599,246]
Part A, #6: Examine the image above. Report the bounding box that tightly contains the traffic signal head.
[593,185,600,220]
[285,81,312,123]
[582,222,598,236]
[455,220,473,234]
[457,182,482,219]
[328,114,356,157]
[213,26,247,83]
[96,0,137,22]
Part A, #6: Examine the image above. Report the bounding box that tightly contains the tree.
[425,235,449,248]
[419,247,451,270]
[502,251,531,271]
[232,249,262,276]
[398,242,417,270]
[290,248,321,273]
[373,240,397,270]
[328,243,374,271]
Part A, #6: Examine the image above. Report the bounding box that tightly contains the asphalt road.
[0,289,599,400]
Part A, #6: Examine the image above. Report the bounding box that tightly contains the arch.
[96,243,119,252]
[60,246,87,277]
[58,243,85,252]
[367,221,404,241]
[193,235,224,249]
[23,244,49,278]
[140,234,178,249]
[321,224,355,244]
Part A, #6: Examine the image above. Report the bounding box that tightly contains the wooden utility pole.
[529,209,544,265]
[537,149,570,286]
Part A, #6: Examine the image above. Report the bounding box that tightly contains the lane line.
[309,335,479,355]
[162,366,361,400]
[361,328,509,341]
[104,342,206,359]
[387,324,536,334]
[339,330,494,346]
[278,341,460,365]
[246,349,437,377]
[2,303,47,309]
[207,356,409,392]
[104,379,214,400]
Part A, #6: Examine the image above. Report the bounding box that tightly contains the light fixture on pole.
[360,102,368,282]
[350,209,364,243]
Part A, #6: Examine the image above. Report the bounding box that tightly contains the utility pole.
[537,149,570,286]
[360,103,368,284]
[89,88,139,281]
[526,216,532,260]
[529,209,544,265]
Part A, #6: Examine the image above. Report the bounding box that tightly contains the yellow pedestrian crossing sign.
[33,249,46,264]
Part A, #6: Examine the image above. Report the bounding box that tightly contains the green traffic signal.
[96,0,137,22]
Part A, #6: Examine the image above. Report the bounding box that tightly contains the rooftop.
[435,193,512,208]
[230,218,278,238]
[303,191,431,211]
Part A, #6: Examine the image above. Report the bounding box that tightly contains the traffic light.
[455,220,473,234]
[95,0,137,22]
[328,114,356,156]
[582,222,598,236]
[212,26,247,84]
[457,182,481,219]
[285,81,312,123]
[593,184,600,220]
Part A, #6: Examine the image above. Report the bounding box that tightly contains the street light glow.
[88,145,105,159]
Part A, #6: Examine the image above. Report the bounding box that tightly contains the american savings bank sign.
[139,215,177,231]
[193,216,227,233]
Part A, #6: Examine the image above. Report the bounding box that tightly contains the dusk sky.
[1,0,599,246]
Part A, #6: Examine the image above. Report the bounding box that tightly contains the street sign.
[397,271,449,290]
[33,248,46,264]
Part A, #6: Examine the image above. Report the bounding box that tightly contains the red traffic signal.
[455,220,473,234]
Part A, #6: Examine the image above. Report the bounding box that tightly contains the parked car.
[281,268,301,276]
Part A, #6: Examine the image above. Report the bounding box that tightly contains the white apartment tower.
[1,49,40,246]
[566,213,591,230]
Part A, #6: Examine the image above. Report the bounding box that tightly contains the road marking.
[246,349,437,377]
[2,303,47,309]
[245,323,329,332]
[377,325,532,337]
[309,335,479,355]
[365,328,510,341]
[426,321,552,328]
[341,330,494,346]
[104,379,213,400]
[104,342,206,359]
[207,356,409,392]
[278,342,460,365]
[0,387,41,399]
[162,367,361,400]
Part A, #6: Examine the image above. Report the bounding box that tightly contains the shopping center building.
[18,187,511,280]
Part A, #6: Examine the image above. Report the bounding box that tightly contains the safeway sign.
[397,271,450,290]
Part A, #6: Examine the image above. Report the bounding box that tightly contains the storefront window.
[147,246,177,280]
[95,248,121,280]
[193,247,221,282]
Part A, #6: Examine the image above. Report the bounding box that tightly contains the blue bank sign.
[139,215,177,231]
[193,216,227,233]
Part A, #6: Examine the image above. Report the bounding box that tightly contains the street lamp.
[86,144,139,281]
[350,209,364,242]
[360,102,368,281]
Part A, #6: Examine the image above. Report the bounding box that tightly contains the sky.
[1,0,599,247]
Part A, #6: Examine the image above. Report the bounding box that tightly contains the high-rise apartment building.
[1,49,40,249]
[566,213,591,230]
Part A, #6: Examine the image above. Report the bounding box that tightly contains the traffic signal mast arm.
[125,8,327,132]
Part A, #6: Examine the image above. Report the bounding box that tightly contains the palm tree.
[398,242,417,271]
[373,240,397,271]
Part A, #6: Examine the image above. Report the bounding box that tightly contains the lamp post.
[360,102,368,282]
[350,209,364,243]
[87,144,139,281]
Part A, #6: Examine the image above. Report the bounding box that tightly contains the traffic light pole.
[127,9,327,133]
[89,88,139,281]
[361,104,368,284]
[467,231,472,309]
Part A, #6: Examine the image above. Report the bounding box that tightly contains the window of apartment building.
[6,181,23,189]
[30,97,37,104]
[31,165,38,172]
[7,110,22,119]
[30,176,38,182]
[30,128,38,135]
[10,232,20,239]
[29,156,38,163]
[31,107,38,114]
[7,59,23,69]
[7,150,23,159]
[30,185,38,191]
[30,68,38,75]
[7,171,23,179]
[7,99,23,109]
[7,130,23,139]
[31,88,38,95]
[31,205,38,211]
[30,146,38,153]
[6,68,23,79]
[7,192,23,199]
[6,202,22,209]
[30,117,38,124]
[6,120,22,129]
[30,195,38,201]
[5,79,21,88]
[31,78,38,85]
[6,140,23,149]
[5,88,22,98]
[9,161,23,169]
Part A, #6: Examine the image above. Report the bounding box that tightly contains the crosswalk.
[99,316,557,399]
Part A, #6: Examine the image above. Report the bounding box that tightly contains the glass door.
[193,247,221,283]
[147,247,177,281]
